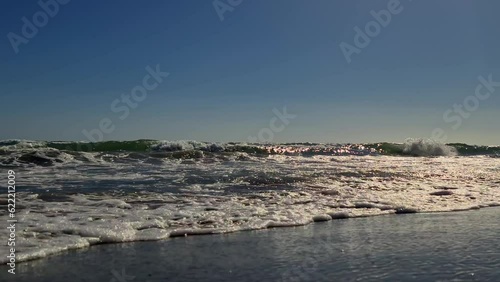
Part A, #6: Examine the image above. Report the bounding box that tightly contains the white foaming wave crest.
[0,139,47,149]
[151,140,227,152]
[403,138,457,156]
[0,147,79,168]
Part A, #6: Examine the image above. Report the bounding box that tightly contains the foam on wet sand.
[1,155,499,264]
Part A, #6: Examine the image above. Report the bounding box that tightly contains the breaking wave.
[1,139,499,167]
[1,139,499,265]
[401,139,458,157]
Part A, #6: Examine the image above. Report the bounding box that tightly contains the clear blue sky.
[1,0,499,144]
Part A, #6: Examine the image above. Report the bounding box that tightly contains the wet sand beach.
[3,207,499,282]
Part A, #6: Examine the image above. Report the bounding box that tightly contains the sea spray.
[2,139,500,167]
[402,138,458,157]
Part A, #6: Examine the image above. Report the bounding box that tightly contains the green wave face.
[365,143,405,155]
[46,140,156,152]
[446,143,500,156]
[368,142,500,157]
[1,139,499,156]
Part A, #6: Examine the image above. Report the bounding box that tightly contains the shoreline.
[2,155,499,274]
[3,205,499,267]
[3,206,499,281]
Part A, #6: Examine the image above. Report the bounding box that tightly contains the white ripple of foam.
[1,155,499,264]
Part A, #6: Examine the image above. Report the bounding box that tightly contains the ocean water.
[3,208,499,281]
[1,139,499,265]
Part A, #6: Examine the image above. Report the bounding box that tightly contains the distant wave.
[365,139,499,157]
[402,139,457,157]
[1,139,499,167]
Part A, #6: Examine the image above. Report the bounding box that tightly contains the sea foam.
[1,154,499,265]
[402,138,458,156]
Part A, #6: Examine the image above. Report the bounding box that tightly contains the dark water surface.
[3,208,499,282]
